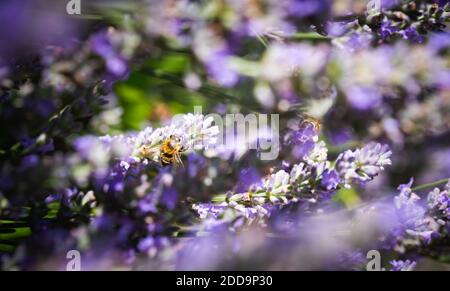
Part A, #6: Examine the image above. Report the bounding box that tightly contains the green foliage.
[114,53,207,130]
[333,187,361,208]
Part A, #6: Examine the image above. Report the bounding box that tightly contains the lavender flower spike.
[336,143,392,188]
[193,138,392,227]
[75,113,220,168]
[390,260,417,271]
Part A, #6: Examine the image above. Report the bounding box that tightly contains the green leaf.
[0,243,15,253]
[115,81,151,130]
[0,227,31,241]
[333,187,361,208]
[146,54,189,74]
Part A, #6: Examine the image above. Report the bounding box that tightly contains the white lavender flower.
[174,114,220,150]
[99,134,136,158]
[194,139,392,227]
[336,142,392,188]
[74,136,110,171]
[290,162,311,184]
[193,203,228,219]
[263,170,291,195]
[303,141,328,166]
[75,113,219,167]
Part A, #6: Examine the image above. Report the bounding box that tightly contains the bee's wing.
[297,85,337,120]
[139,145,159,158]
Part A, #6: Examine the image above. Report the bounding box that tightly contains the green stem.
[211,191,266,203]
[254,33,269,48]
[290,32,332,41]
[70,14,104,20]
[140,68,261,111]
[210,187,292,203]
[412,178,449,192]
[327,141,362,154]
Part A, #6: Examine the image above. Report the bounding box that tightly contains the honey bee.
[159,135,188,167]
[301,114,322,132]
[297,84,337,132]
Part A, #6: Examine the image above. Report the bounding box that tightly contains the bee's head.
[168,134,188,152]
[169,135,182,143]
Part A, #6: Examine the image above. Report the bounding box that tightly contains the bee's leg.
[175,153,182,166]
[160,154,171,166]
[175,153,184,167]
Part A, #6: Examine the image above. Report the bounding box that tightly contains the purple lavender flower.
[91,33,128,77]
[380,21,399,39]
[345,86,382,111]
[3,0,450,271]
[402,27,424,44]
[332,250,366,271]
[205,50,239,87]
[321,169,341,191]
[194,139,391,229]
[437,0,450,7]
[286,122,318,160]
[345,32,372,52]
[19,155,39,171]
[138,194,158,214]
[161,188,179,211]
[394,179,426,226]
[390,260,417,271]
[286,0,331,18]
[186,153,207,178]
[327,128,353,146]
[137,236,155,252]
[193,203,228,220]
[393,178,444,244]
[0,65,8,81]
[0,0,80,59]
[427,183,450,220]
[428,32,450,52]
[236,168,263,193]
[290,123,317,145]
